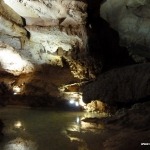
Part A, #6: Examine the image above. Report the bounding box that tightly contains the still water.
[0,107,105,150]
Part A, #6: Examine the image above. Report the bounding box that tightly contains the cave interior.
[0,0,150,149]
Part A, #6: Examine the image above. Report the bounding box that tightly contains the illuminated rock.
[100,0,150,60]
[0,42,33,75]
[0,0,23,26]
[0,0,97,80]
[0,15,26,37]
[3,0,87,26]
[25,25,85,53]
[85,100,108,113]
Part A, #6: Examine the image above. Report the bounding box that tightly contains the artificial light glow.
[14,121,22,128]
[76,117,80,124]
[75,102,79,107]
[67,93,86,107]
[69,99,79,107]
[69,99,75,104]
[13,86,21,95]
[13,86,21,93]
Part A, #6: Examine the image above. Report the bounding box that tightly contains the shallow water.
[0,107,105,150]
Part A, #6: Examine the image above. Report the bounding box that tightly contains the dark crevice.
[114,95,150,110]
[26,29,31,39]
[21,17,26,26]
[21,17,30,38]
[86,0,135,72]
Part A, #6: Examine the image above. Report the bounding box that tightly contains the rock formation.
[0,1,150,148]
[0,0,150,111]
[0,0,95,78]
[100,0,150,62]
[0,0,102,105]
[83,63,150,104]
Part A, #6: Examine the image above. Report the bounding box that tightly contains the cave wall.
[100,0,150,62]
[85,0,134,71]
[0,0,150,107]
[0,0,100,102]
[0,0,100,79]
[82,0,150,106]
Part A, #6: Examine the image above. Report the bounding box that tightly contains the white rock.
[0,0,23,25]
[0,15,27,37]
[0,34,22,49]
[0,42,34,75]
[25,26,83,53]
[0,0,89,78]
[3,0,87,26]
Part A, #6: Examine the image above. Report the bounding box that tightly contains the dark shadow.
[86,0,134,71]
[21,17,30,38]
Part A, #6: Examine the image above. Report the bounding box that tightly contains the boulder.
[83,63,150,104]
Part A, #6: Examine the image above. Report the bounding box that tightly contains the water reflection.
[63,114,105,150]
[4,137,37,150]
[76,117,80,124]
[14,121,23,129]
[0,107,107,150]
[65,115,105,134]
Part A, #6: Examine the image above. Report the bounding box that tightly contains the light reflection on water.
[4,137,37,150]
[0,107,106,150]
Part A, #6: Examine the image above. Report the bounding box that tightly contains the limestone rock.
[25,25,86,53]
[85,100,108,113]
[100,0,150,60]
[4,0,87,26]
[0,42,33,75]
[0,34,22,49]
[0,0,95,80]
[0,0,23,26]
[0,15,27,37]
[83,63,150,104]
